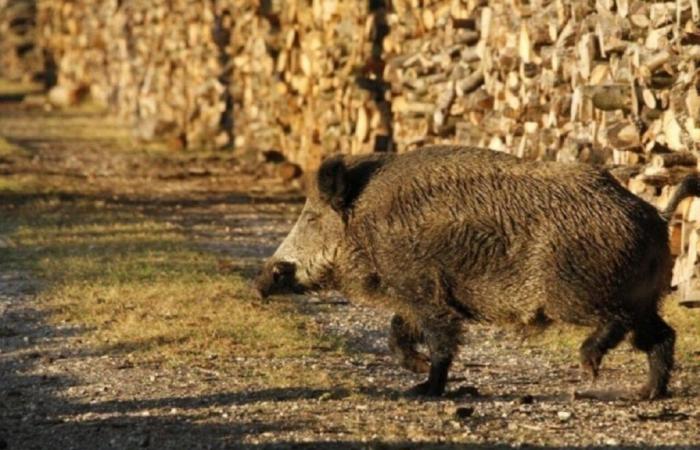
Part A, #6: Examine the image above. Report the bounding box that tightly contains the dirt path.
[1,101,699,450]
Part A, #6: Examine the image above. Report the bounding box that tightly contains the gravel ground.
[1,102,699,450]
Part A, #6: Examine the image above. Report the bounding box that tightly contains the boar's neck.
[332,228,385,301]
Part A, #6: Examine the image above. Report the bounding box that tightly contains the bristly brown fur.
[259,145,683,399]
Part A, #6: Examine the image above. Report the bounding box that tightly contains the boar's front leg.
[579,321,627,379]
[389,314,429,374]
[406,310,461,397]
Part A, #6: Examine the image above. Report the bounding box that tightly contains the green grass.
[526,298,700,368]
[663,299,700,363]
[0,136,28,157]
[0,194,343,371]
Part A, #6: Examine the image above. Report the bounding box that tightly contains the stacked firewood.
[232,0,391,169]
[0,0,44,82]
[31,0,391,162]
[35,0,233,149]
[385,1,699,160]
[230,1,288,162]
[113,0,231,149]
[36,0,113,105]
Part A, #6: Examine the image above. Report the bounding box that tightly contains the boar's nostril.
[271,261,296,283]
[255,260,300,299]
[272,261,296,274]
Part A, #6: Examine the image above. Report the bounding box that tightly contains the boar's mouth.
[254,260,309,299]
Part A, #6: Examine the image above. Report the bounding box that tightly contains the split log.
[0,0,44,82]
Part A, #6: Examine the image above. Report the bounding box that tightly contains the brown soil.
[1,101,699,450]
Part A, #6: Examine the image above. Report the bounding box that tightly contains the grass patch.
[0,136,28,157]
[526,299,700,367]
[663,299,700,364]
[0,173,46,195]
[0,196,342,371]
[0,78,43,97]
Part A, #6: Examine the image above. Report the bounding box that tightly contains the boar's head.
[255,154,386,298]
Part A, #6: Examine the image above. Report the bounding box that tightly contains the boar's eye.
[304,211,321,224]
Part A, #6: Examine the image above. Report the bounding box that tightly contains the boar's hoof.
[401,352,430,374]
[637,384,669,401]
[406,381,445,397]
[579,353,602,380]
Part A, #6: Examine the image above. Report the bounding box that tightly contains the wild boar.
[255,145,699,400]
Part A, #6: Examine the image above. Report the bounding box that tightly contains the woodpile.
[384,1,699,162]
[36,0,112,106]
[35,0,233,148]
[230,1,289,163]
[29,0,392,163]
[0,0,45,82]
[113,0,232,149]
[28,0,391,165]
[232,0,391,169]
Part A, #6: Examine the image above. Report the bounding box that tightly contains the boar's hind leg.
[631,313,675,400]
[406,313,461,397]
[389,314,429,374]
[579,321,627,379]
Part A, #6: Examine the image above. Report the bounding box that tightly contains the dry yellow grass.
[0,78,42,97]
[0,136,27,157]
[525,296,700,368]
[0,197,343,370]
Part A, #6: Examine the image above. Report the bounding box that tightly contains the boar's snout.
[254,260,301,299]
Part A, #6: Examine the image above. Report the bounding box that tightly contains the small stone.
[557,411,573,421]
[452,385,480,397]
[0,237,16,249]
[116,360,134,370]
[455,406,475,419]
[317,392,332,401]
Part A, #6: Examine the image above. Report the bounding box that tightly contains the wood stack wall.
[35,0,232,149]
[232,0,391,169]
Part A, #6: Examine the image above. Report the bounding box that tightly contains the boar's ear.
[317,155,350,213]
[318,154,385,216]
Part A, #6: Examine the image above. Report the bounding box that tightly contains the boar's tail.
[660,174,700,221]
